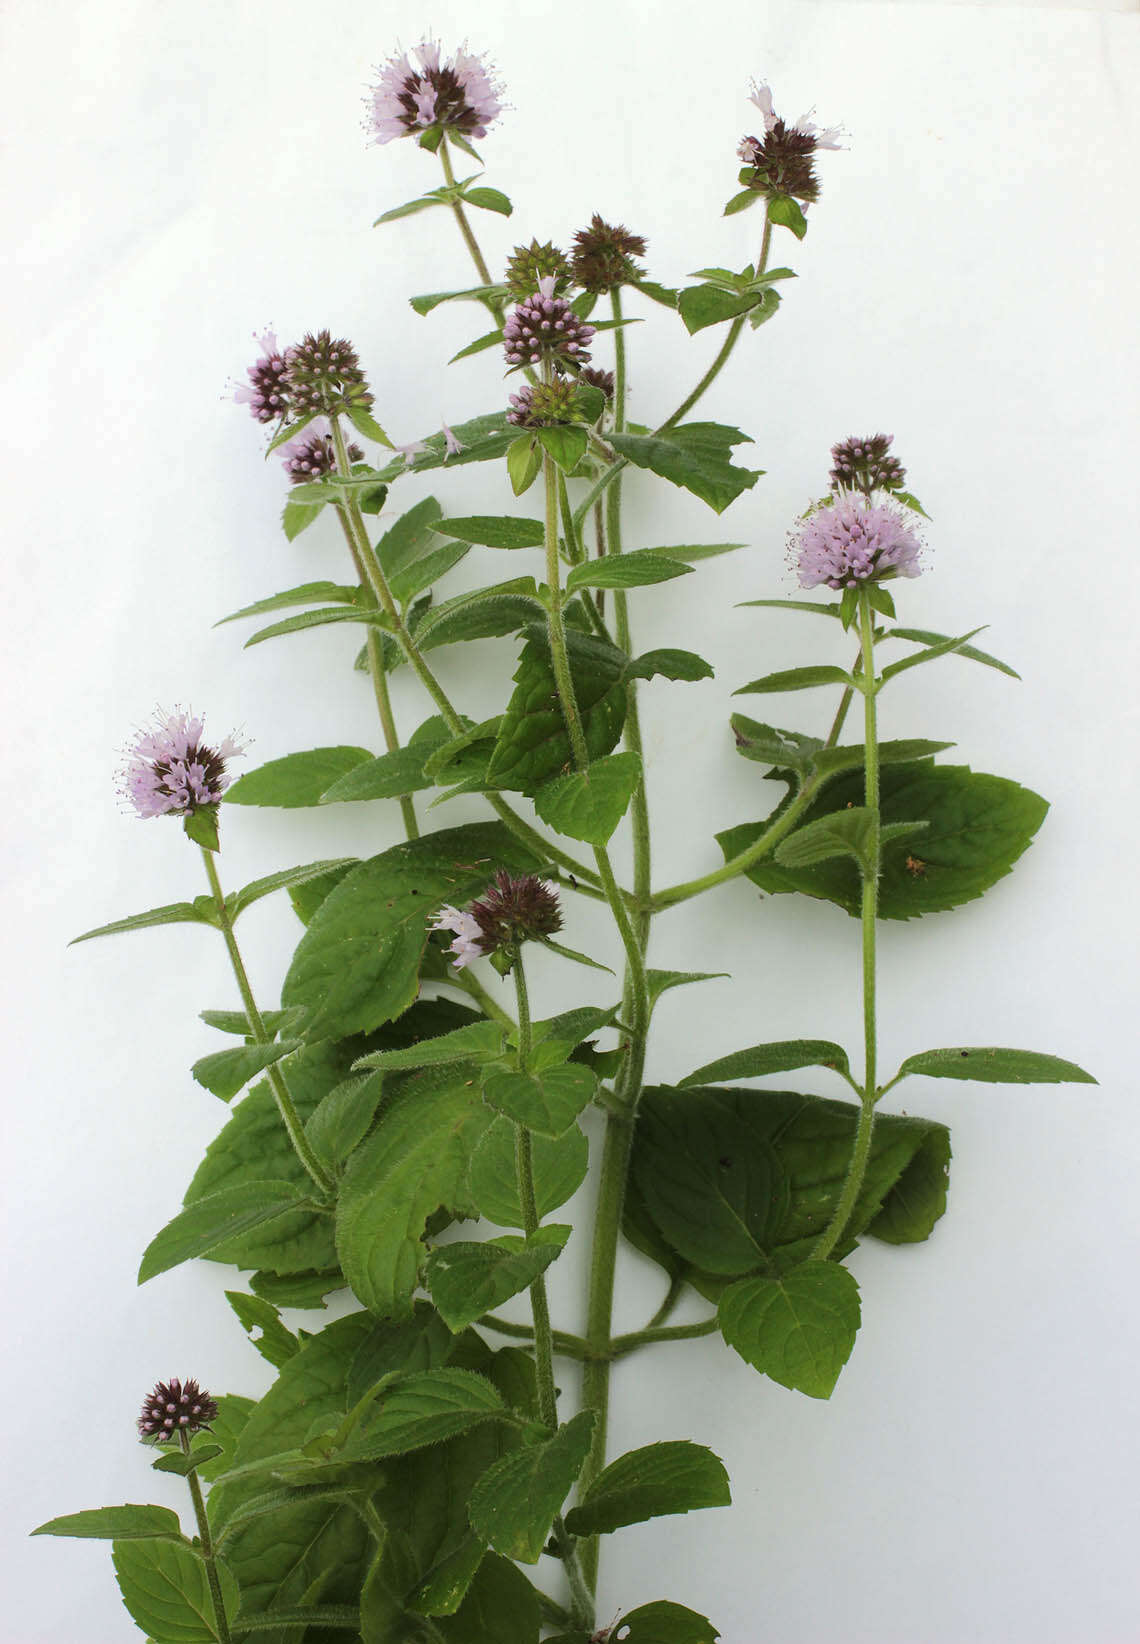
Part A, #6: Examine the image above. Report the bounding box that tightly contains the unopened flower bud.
[828,433,906,496]
[284,331,372,419]
[505,240,572,300]
[570,215,648,294]
[503,279,595,370]
[138,1378,219,1443]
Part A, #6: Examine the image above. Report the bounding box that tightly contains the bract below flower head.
[792,494,922,590]
[121,709,245,820]
[367,39,503,145]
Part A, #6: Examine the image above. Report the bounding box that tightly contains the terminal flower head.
[138,1378,219,1443]
[792,494,922,590]
[570,215,648,294]
[121,710,244,820]
[829,433,907,496]
[430,873,563,969]
[368,39,503,145]
[737,79,845,203]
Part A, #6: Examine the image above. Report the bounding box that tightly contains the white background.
[3,2,1139,1640]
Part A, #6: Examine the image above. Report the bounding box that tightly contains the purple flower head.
[279,417,363,484]
[570,215,648,295]
[576,365,616,403]
[367,39,503,145]
[233,329,291,425]
[138,1378,219,1444]
[503,279,596,370]
[283,331,371,420]
[792,495,923,590]
[121,709,245,820]
[738,78,845,204]
[829,433,907,497]
[430,906,484,970]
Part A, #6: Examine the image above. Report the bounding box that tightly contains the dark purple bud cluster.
[570,215,648,293]
[829,433,906,495]
[576,365,616,402]
[234,331,291,424]
[280,426,364,484]
[469,871,563,950]
[505,239,572,300]
[503,279,595,369]
[137,1378,219,1443]
[507,379,580,428]
[284,330,372,418]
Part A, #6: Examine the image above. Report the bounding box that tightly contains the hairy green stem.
[610,1317,720,1357]
[477,1314,591,1359]
[813,590,881,1261]
[179,1433,232,1644]
[199,849,333,1197]
[438,139,497,295]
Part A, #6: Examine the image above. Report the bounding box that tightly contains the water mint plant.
[36,48,1096,1644]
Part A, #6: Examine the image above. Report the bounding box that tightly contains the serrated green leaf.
[226,748,373,808]
[887,626,1020,680]
[564,1439,730,1537]
[719,1262,860,1397]
[216,582,359,626]
[566,550,692,593]
[183,806,220,852]
[487,628,628,795]
[680,1041,851,1088]
[878,626,987,686]
[200,1008,302,1037]
[468,1118,589,1228]
[533,752,642,845]
[243,606,389,647]
[191,1040,301,1103]
[415,578,545,653]
[70,902,213,945]
[730,715,823,774]
[282,823,541,1039]
[346,404,394,447]
[336,1068,492,1316]
[227,859,357,920]
[33,1505,184,1542]
[265,412,317,454]
[734,664,854,696]
[435,1552,541,1643]
[617,1601,720,1643]
[339,1370,506,1462]
[894,1046,1095,1086]
[774,806,878,871]
[626,648,715,683]
[249,1269,343,1309]
[678,284,764,333]
[719,763,1048,919]
[282,498,325,540]
[151,1443,224,1477]
[811,739,955,776]
[375,194,445,225]
[536,425,588,472]
[289,861,359,926]
[609,423,761,513]
[318,747,434,804]
[139,1181,310,1283]
[436,515,544,549]
[724,186,763,216]
[646,970,728,1013]
[353,1019,507,1074]
[113,1537,238,1642]
[481,1064,598,1139]
[648,542,746,563]
[748,287,782,327]
[468,1411,594,1563]
[425,1227,570,1332]
[631,279,680,308]
[410,284,509,316]
[390,541,470,606]
[305,1072,384,1170]
[767,194,808,239]
[463,186,512,215]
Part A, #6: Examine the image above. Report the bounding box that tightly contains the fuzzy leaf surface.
[680,1041,851,1088]
[112,1537,238,1642]
[564,1440,730,1537]
[534,752,642,844]
[565,550,691,593]
[425,1227,570,1332]
[191,1041,301,1103]
[609,423,761,513]
[139,1181,309,1283]
[488,628,628,794]
[468,1118,589,1228]
[718,1262,861,1398]
[33,1505,184,1542]
[481,1064,598,1138]
[895,1046,1095,1085]
[468,1411,595,1563]
[226,748,373,808]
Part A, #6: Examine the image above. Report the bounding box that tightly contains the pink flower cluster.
[121,710,244,820]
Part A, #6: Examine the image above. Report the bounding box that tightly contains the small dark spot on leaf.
[718,1156,733,1170]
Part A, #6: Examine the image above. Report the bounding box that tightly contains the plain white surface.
[4,3,1139,1640]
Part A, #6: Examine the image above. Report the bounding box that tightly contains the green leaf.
[318,747,435,804]
[33,1505,184,1542]
[630,1084,951,1279]
[738,597,841,619]
[436,1553,541,1643]
[767,193,808,239]
[878,626,987,686]
[410,284,509,316]
[566,550,692,593]
[774,806,880,872]
[724,186,763,216]
[487,628,628,795]
[225,1291,301,1370]
[289,861,359,925]
[229,1606,362,1632]
[416,579,545,653]
[335,1068,491,1316]
[678,284,764,333]
[609,423,762,513]
[227,859,357,920]
[719,763,1049,919]
[196,1395,254,1485]
[539,937,615,975]
[646,970,728,1013]
[626,648,715,683]
[375,194,445,225]
[463,186,512,215]
[338,1370,506,1462]
[306,1072,384,1170]
[631,279,681,308]
[468,1411,594,1563]
[507,434,541,496]
[748,287,782,328]
[733,665,854,695]
[369,413,517,483]
[150,1444,224,1477]
[282,498,324,540]
[243,606,388,647]
[226,748,373,808]
[391,541,470,606]
[353,1019,507,1073]
[139,1181,309,1283]
[730,716,823,775]
[200,1008,301,1037]
[183,806,220,852]
[887,626,1020,680]
[282,822,541,1039]
[536,425,588,472]
[435,515,544,549]
[616,1601,720,1643]
[347,404,394,447]
[811,739,955,777]
[719,1262,860,1398]
[265,412,317,455]
[113,1537,238,1642]
[216,582,360,625]
[893,1046,1096,1086]
[425,1227,570,1332]
[191,1041,301,1103]
[564,1440,730,1538]
[70,902,213,945]
[481,1064,598,1139]
[451,327,507,364]
[533,752,642,845]
[646,542,745,563]
[468,1118,589,1228]
[249,1268,343,1309]
[680,1041,851,1088]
